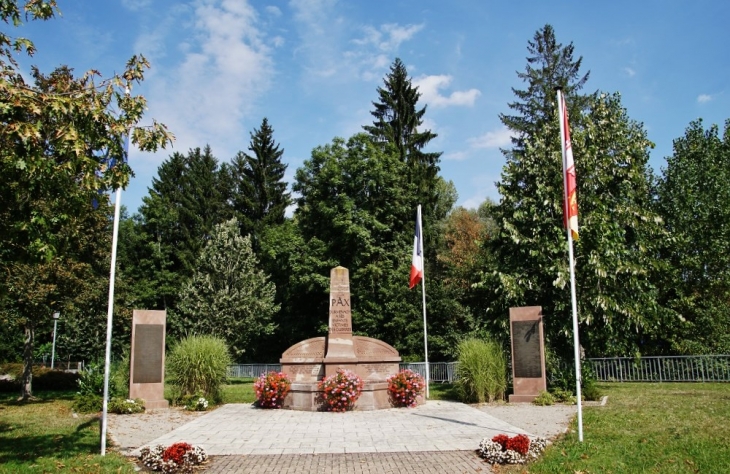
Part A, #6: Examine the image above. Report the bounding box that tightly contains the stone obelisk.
[323,266,357,375]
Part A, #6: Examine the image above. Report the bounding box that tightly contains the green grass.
[0,391,135,473]
[503,382,730,473]
[220,377,256,404]
[427,382,460,401]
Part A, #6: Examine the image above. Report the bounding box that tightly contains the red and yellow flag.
[560,93,579,240]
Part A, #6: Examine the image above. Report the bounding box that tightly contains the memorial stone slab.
[129,310,169,409]
[509,306,546,403]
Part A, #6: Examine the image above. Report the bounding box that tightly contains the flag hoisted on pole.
[409,205,429,398]
[100,103,130,455]
[557,88,584,442]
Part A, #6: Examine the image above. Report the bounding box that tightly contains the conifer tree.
[230,118,290,239]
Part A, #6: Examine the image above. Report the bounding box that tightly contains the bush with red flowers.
[254,371,292,408]
[477,433,547,464]
[317,369,363,412]
[386,369,425,408]
[139,442,208,472]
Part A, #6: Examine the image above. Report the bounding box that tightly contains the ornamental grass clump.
[254,371,291,408]
[166,335,231,404]
[456,337,507,403]
[317,369,363,412]
[387,369,425,407]
[478,434,547,464]
[139,442,208,473]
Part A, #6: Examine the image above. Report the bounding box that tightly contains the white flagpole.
[101,91,129,455]
[100,185,121,456]
[557,89,583,442]
[417,204,430,399]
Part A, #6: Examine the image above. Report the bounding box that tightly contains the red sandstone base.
[284,382,391,411]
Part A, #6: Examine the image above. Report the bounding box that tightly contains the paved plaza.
[137,400,535,473]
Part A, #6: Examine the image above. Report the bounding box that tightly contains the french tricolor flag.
[409,205,423,289]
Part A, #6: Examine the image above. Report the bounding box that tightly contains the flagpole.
[417,205,430,399]
[101,90,129,455]
[557,88,583,442]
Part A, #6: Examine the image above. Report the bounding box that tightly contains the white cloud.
[379,23,424,51]
[413,74,480,108]
[136,0,274,165]
[443,150,469,161]
[467,126,512,149]
[697,94,712,103]
[265,5,282,16]
[624,67,636,77]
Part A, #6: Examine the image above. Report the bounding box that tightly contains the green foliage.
[172,219,278,361]
[108,397,145,414]
[72,393,102,413]
[76,362,108,397]
[166,335,231,403]
[581,382,602,401]
[229,117,291,239]
[0,4,171,400]
[531,390,555,406]
[455,337,507,403]
[363,57,442,214]
[655,119,730,354]
[485,24,665,358]
[549,388,575,404]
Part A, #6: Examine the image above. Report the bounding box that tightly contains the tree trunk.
[20,321,35,401]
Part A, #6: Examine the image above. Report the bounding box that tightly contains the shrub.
[33,368,79,391]
[254,371,291,408]
[582,381,603,401]
[387,369,425,408]
[73,393,103,413]
[183,395,209,411]
[550,388,574,403]
[110,351,131,398]
[139,443,208,472]
[455,337,507,403]
[317,369,363,412]
[77,362,107,396]
[108,397,145,414]
[166,335,231,403]
[532,390,555,406]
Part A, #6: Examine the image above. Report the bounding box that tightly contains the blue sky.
[17,0,729,213]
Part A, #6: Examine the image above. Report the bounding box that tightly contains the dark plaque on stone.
[511,320,542,378]
[132,324,163,384]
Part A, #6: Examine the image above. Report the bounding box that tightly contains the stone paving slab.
[136,400,531,457]
[205,451,491,473]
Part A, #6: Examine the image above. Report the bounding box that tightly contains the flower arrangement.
[386,369,425,408]
[254,371,292,409]
[317,369,363,412]
[139,442,208,472]
[108,397,145,414]
[478,434,547,464]
[185,396,209,411]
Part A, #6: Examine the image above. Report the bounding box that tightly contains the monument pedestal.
[280,267,401,411]
[129,310,169,410]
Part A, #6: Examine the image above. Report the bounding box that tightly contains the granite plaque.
[511,320,542,378]
[132,324,164,384]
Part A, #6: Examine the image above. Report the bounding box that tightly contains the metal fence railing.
[227,362,459,383]
[229,355,730,384]
[586,355,730,382]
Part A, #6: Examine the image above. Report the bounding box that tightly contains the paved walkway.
[138,400,534,473]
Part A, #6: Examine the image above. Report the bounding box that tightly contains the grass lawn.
[0,391,134,473]
[498,382,730,474]
[220,377,256,404]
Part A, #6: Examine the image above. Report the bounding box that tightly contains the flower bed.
[478,434,547,464]
[139,442,208,472]
[386,369,425,407]
[317,369,363,412]
[254,371,292,408]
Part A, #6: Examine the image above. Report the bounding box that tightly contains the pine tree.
[363,58,442,215]
[230,118,290,240]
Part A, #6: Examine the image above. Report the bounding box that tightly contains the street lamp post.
[51,312,60,369]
